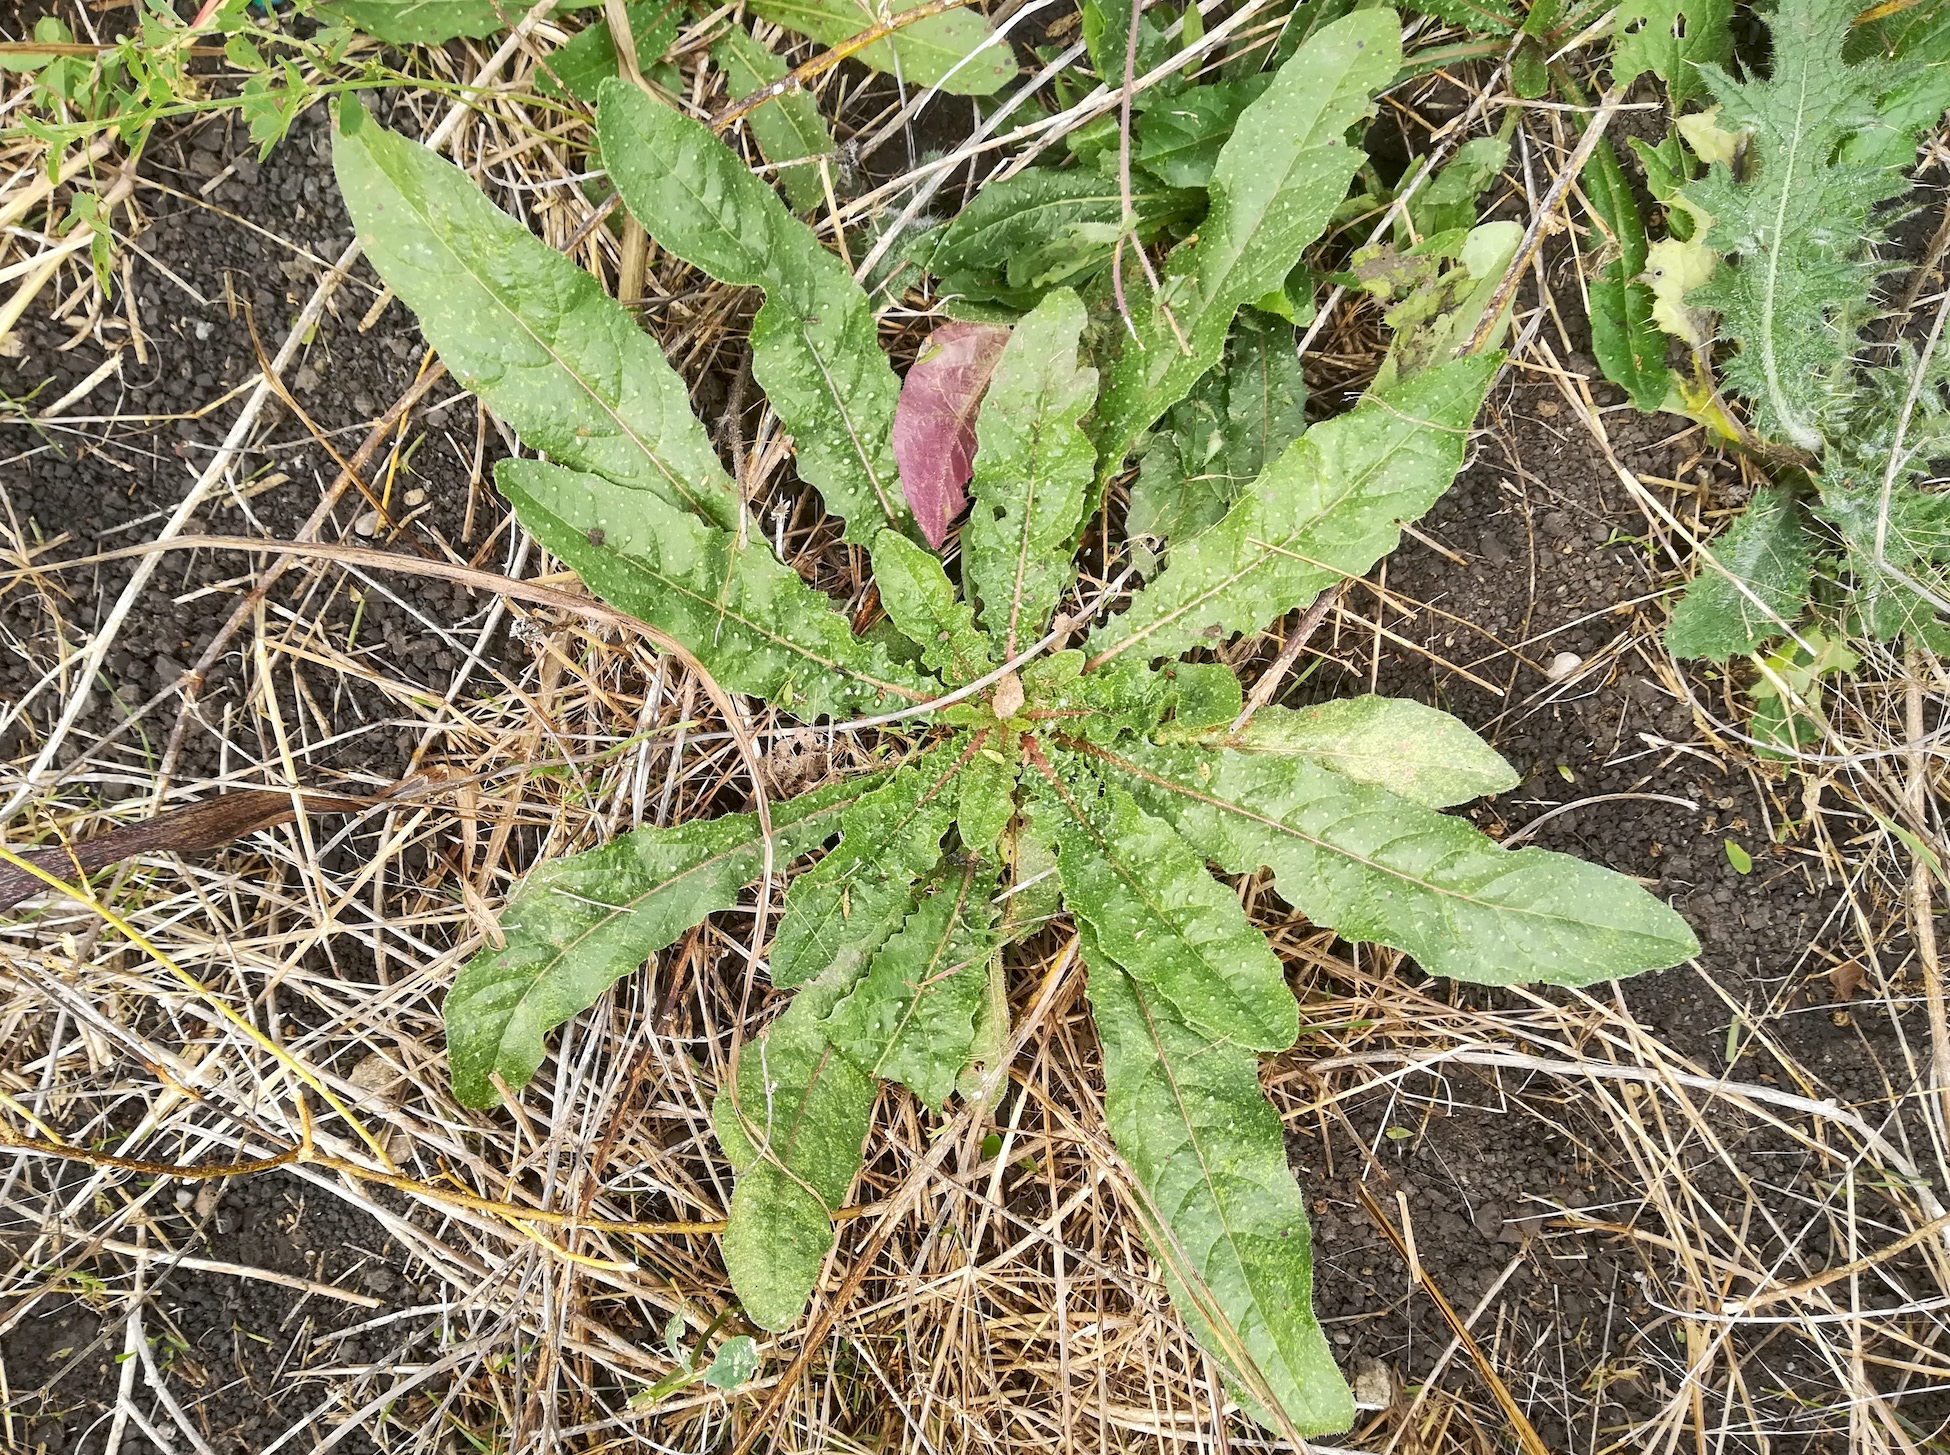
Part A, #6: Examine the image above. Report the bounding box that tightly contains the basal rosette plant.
[331,10,1697,1431]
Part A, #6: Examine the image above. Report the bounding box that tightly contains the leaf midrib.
[365,137,733,526]
[1044,775,1286,1044]
[484,790,865,1065]
[1089,415,1434,666]
[523,491,930,702]
[1080,742,1678,944]
[1114,968,1301,1397]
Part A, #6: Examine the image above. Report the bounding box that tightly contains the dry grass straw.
[1,6,1948,1453]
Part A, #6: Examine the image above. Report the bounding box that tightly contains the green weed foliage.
[330,8,1700,1433]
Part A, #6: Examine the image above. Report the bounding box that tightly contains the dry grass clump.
[1,5,1949,1452]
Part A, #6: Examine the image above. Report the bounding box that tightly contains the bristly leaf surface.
[1085,943,1355,1435]
[445,775,880,1107]
[1678,0,1913,450]
[1665,484,1813,660]
[963,290,1099,655]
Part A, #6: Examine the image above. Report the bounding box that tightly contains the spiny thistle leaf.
[1677,0,1914,450]
[963,289,1099,656]
[1089,354,1498,667]
[1084,940,1354,1436]
[1665,484,1813,660]
[1089,9,1401,480]
[597,82,915,546]
[444,774,881,1108]
[1610,0,1731,105]
[1082,739,1701,984]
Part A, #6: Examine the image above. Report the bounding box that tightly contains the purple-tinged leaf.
[894,321,1010,547]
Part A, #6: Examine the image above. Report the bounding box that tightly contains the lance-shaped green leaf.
[1085,941,1353,1435]
[539,2,679,103]
[1167,697,1518,809]
[500,459,931,718]
[956,737,1018,852]
[1665,484,1812,661]
[331,101,740,531]
[872,529,993,682]
[1582,138,1674,413]
[712,24,833,213]
[1028,767,1297,1050]
[1088,354,1497,668]
[919,170,1197,315]
[713,965,874,1330]
[964,289,1099,655]
[320,0,594,43]
[1128,310,1308,556]
[956,950,1012,1101]
[1135,77,1275,189]
[597,82,912,545]
[718,860,998,1328]
[771,743,964,986]
[821,858,1000,1108]
[1083,739,1700,985]
[1090,10,1400,480]
[445,774,879,1107]
[750,0,1016,94]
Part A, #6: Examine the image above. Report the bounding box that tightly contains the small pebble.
[353,509,381,537]
[403,487,426,506]
[1546,650,1583,681]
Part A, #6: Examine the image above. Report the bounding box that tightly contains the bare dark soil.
[1,75,1943,1455]
[1288,342,1939,1445]
[0,99,498,1454]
